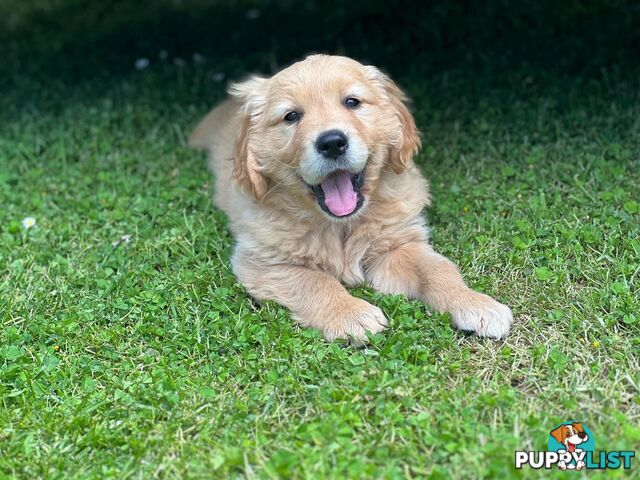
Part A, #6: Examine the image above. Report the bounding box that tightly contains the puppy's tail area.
[188,109,218,150]
[188,99,238,150]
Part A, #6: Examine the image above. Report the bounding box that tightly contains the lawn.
[1,1,639,478]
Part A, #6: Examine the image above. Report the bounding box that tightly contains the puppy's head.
[230,55,420,219]
[550,423,588,451]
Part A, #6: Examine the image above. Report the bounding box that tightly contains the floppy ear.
[573,423,584,433]
[228,76,268,200]
[366,66,421,174]
[550,426,566,443]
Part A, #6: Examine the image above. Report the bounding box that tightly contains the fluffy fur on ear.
[228,76,269,199]
[366,66,421,174]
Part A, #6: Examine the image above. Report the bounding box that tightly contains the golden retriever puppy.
[189,54,512,343]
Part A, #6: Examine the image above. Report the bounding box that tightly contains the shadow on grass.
[2,0,638,87]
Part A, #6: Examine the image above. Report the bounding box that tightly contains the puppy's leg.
[234,258,387,343]
[365,242,512,339]
[573,449,585,470]
[557,449,568,470]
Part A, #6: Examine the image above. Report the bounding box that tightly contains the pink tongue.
[320,171,357,216]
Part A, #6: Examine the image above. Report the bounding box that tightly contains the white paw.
[576,461,585,470]
[450,291,513,339]
[323,299,387,345]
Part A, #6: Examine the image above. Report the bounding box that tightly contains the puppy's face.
[550,423,589,452]
[231,55,420,219]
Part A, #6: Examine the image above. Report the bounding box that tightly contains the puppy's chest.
[285,227,372,287]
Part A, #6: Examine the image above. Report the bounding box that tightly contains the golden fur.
[189,55,512,343]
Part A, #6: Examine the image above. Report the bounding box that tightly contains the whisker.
[259,171,298,204]
[266,151,298,170]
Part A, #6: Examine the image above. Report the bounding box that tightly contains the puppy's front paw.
[450,290,513,339]
[323,298,387,345]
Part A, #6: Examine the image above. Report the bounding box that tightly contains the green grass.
[1,1,639,478]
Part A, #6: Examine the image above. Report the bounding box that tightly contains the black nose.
[578,432,587,439]
[316,130,348,159]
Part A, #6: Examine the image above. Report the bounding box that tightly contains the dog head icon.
[550,423,589,453]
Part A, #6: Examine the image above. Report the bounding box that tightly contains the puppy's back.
[189,99,237,148]
[189,99,242,211]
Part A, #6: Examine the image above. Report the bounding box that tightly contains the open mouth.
[308,170,365,218]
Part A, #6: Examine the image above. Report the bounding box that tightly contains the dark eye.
[344,97,360,109]
[284,111,301,123]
